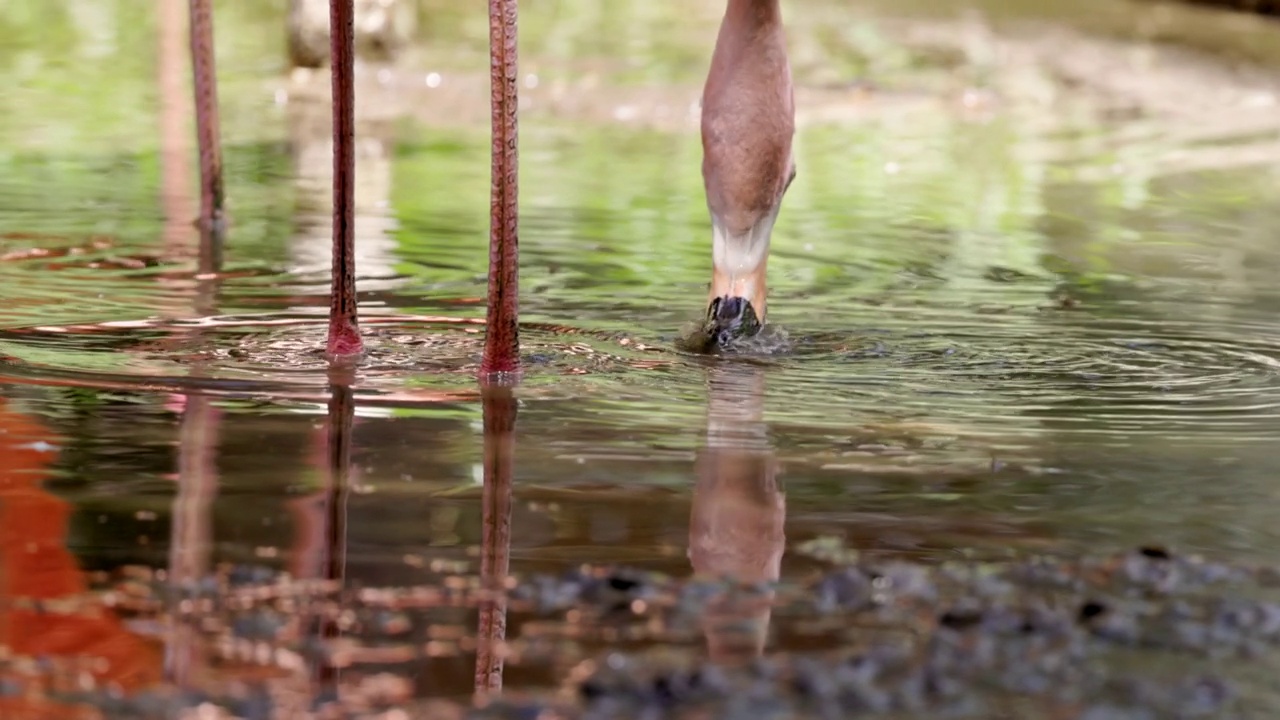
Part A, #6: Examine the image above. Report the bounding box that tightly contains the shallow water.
[4,0,1280,716]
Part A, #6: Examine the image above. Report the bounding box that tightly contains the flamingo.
[189,0,790,360]
[327,0,794,360]
[698,0,796,348]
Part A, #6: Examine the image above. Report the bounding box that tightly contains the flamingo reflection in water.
[163,0,793,702]
[690,364,784,663]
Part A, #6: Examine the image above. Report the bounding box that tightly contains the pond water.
[3,0,1280,717]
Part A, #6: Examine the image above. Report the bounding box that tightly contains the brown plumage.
[701,0,795,236]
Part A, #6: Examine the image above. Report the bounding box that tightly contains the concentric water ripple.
[724,304,1280,439]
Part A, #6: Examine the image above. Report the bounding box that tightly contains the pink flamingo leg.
[481,0,520,375]
[327,0,363,357]
[187,0,225,234]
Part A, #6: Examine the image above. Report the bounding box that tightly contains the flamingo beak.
[706,251,767,347]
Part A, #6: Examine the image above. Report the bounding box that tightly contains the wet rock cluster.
[570,652,1236,720]
[4,547,1280,718]
[545,547,1278,719]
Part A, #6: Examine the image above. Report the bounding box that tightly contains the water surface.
[3,0,1280,715]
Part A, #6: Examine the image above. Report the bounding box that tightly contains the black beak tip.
[706,296,762,348]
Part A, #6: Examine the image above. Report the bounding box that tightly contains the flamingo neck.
[724,0,782,28]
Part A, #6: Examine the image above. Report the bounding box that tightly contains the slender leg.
[327,0,363,357]
[160,0,194,260]
[187,0,225,234]
[474,382,516,696]
[477,0,522,661]
[165,2,223,669]
[481,0,520,376]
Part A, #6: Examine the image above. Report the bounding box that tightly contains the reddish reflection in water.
[689,364,784,665]
[0,397,163,711]
[474,381,516,697]
[165,393,221,687]
[302,369,356,703]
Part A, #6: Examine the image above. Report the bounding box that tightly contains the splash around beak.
[676,260,769,353]
[675,295,764,354]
